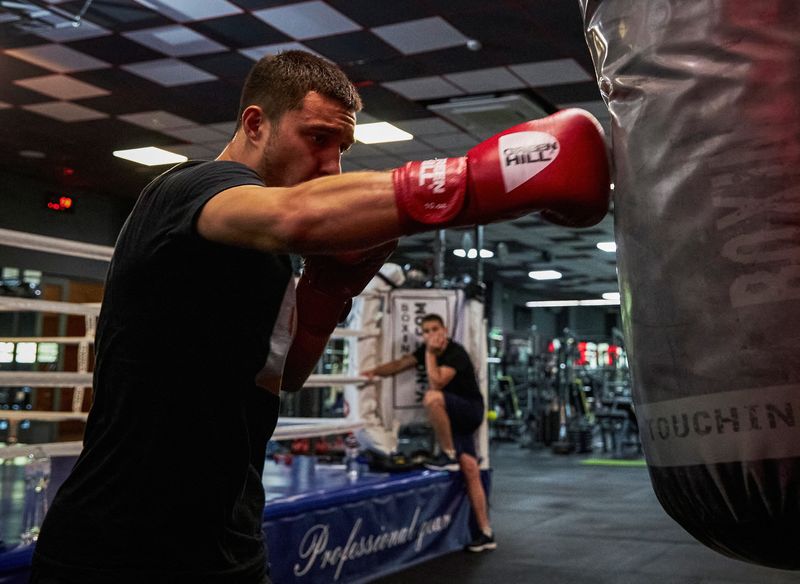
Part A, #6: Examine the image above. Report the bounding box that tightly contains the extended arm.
[362,354,418,380]
[200,110,610,392]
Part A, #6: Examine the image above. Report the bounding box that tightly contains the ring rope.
[0,336,94,344]
[0,228,114,262]
[0,372,367,388]
[0,418,365,459]
[0,297,101,317]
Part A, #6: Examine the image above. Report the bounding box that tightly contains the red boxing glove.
[295,240,398,335]
[392,108,610,231]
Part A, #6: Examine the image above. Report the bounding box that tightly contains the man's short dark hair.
[421,314,445,327]
[235,50,362,130]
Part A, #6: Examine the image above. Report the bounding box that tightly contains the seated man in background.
[362,313,495,552]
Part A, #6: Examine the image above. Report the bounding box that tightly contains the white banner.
[383,290,461,427]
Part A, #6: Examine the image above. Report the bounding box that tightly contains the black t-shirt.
[33,161,292,583]
[413,340,482,402]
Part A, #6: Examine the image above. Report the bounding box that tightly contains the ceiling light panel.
[382,76,464,101]
[124,26,226,57]
[113,146,187,166]
[23,102,109,122]
[443,67,526,93]
[239,43,317,62]
[253,1,360,40]
[118,110,196,131]
[133,0,242,23]
[14,75,110,101]
[509,58,593,87]
[355,122,412,144]
[372,16,469,55]
[32,19,110,43]
[5,44,111,74]
[122,59,217,87]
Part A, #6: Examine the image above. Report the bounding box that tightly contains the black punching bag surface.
[580,0,800,569]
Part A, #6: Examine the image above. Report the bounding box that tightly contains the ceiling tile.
[304,30,398,65]
[393,117,459,136]
[163,143,219,159]
[123,25,227,57]
[65,35,165,65]
[418,132,476,151]
[206,120,236,136]
[371,17,469,55]
[354,84,430,120]
[118,110,197,131]
[184,52,255,80]
[188,13,290,49]
[239,42,319,61]
[536,81,603,106]
[160,125,230,143]
[132,0,242,23]
[31,19,111,43]
[372,139,440,156]
[382,76,463,101]
[5,44,111,73]
[509,58,592,87]
[78,1,171,32]
[444,67,526,94]
[14,74,111,100]
[329,1,441,28]
[253,1,361,41]
[122,58,218,87]
[23,101,109,122]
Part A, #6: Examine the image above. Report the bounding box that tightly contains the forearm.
[371,356,414,377]
[425,351,447,386]
[201,172,402,254]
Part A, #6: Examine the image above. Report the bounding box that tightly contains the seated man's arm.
[362,354,418,380]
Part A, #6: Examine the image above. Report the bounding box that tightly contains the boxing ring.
[0,228,484,583]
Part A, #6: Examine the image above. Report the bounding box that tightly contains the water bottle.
[20,447,50,544]
[344,435,360,482]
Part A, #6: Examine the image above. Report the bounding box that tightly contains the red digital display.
[46,195,74,212]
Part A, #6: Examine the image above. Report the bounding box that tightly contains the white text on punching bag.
[711,149,800,307]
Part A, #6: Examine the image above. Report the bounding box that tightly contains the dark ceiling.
[0,0,617,301]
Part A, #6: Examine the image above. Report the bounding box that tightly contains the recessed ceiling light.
[354,122,413,144]
[596,241,617,252]
[113,147,187,166]
[528,270,562,280]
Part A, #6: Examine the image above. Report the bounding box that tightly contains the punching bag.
[580,0,800,569]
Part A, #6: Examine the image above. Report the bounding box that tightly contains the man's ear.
[241,105,269,144]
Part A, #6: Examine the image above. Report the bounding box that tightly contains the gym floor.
[371,442,800,584]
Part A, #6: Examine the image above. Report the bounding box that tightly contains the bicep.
[197,172,400,255]
[197,185,296,252]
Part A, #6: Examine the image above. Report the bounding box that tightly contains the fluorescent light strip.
[597,241,617,252]
[354,122,412,144]
[113,147,187,166]
[526,299,621,308]
[529,270,562,280]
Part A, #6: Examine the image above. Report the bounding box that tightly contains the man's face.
[259,91,356,187]
[421,320,446,342]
